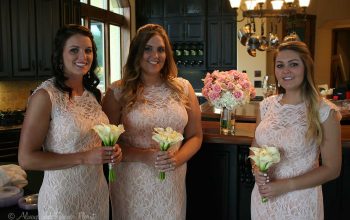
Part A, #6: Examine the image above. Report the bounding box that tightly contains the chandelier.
[229,0,311,57]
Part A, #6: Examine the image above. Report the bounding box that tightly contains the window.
[80,0,127,92]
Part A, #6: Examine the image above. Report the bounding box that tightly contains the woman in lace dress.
[18,25,122,220]
[250,41,342,220]
[102,24,203,220]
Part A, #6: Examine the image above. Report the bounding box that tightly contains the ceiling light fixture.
[229,0,311,19]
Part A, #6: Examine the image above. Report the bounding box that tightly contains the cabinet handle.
[31,61,36,71]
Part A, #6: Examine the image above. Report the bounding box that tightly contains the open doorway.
[330,28,350,89]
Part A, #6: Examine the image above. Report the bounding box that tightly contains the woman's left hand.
[155,150,178,172]
[258,179,290,199]
[111,144,122,165]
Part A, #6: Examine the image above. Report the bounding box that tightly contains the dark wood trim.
[80,3,125,26]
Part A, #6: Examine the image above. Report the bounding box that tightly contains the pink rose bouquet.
[202,70,256,110]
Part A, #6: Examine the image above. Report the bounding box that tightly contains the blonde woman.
[250,41,342,219]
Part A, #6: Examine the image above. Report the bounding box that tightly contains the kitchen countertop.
[200,100,350,122]
[202,120,350,148]
[0,125,22,132]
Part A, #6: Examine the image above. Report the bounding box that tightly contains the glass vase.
[220,107,236,135]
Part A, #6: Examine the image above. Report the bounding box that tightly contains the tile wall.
[0,81,42,111]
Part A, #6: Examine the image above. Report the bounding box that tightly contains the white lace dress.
[109,78,189,220]
[34,79,109,220]
[251,94,339,220]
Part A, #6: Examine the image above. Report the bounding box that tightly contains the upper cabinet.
[207,0,237,16]
[0,0,60,80]
[0,0,12,78]
[0,0,80,80]
[164,0,205,17]
[164,17,205,42]
[207,17,237,70]
[136,0,164,28]
[10,0,60,79]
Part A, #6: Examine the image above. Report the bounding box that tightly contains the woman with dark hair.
[250,41,342,219]
[102,24,202,219]
[18,24,122,219]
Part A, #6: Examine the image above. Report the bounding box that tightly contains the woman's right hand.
[82,146,117,165]
[253,167,270,187]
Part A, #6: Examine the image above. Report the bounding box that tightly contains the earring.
[87,71,91,79]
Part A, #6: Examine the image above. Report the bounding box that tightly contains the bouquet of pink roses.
[202,70,256,110]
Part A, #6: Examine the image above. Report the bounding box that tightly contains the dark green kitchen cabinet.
[207,0,237,16]
[164,17,205,42]
[135,0,164,28]
[186,143,239,220]
[10,0,60,79]
[207,16,237,70]
[164,0,205,17]
[0,0,12,79]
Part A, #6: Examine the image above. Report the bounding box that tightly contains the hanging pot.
[258,22,268,51]
[268,23,279,49]
[238,23,252,46]
[247,34,260,57]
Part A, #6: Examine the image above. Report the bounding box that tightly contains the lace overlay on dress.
[251,94,339,220]
[33,79,109,220]
[109,78,189,220]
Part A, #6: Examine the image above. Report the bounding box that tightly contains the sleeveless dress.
[34,79,109,220]
[109,78,189,220]
[251,94,340,220]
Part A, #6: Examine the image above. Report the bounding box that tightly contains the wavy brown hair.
[274,41,322,145]
[119,24,189,111]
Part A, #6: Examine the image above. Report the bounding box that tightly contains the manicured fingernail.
[263,173,267,177]
[266,179,270,183]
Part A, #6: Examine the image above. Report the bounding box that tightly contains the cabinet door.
[164,0,183,17]
[221,18,237,69]
[185,18,205,41]
[36,0,60,78]
[11,0,37,78]
[222,0,237,15]
[164,18,185,42]
[207,18,221,69]
[148,0,163,18]
[60,0,81,25]
[184,0,205,16]
[207,0,221,16]
[0,0,12,78]
[186,143,238,219]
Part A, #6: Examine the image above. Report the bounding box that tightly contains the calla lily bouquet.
[93,123,125,182]
[152,127,184,181]
[249,145,280,203]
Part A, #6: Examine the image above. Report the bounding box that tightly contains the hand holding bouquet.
[93,123,125,182]
[249,145,280,202]
[152,127,184,181]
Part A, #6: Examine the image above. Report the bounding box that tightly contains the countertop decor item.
[0,186,24,208]
[18,193,38,210]
[202,70,256,135]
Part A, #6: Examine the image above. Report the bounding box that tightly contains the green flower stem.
[108,163,116,182]
[159,143,170,181]
[260,169,268,203]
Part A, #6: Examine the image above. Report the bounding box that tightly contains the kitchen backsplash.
[0,81,42,111]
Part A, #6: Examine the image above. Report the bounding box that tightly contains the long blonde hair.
[119,24,188,111]
[274,41,323,145]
